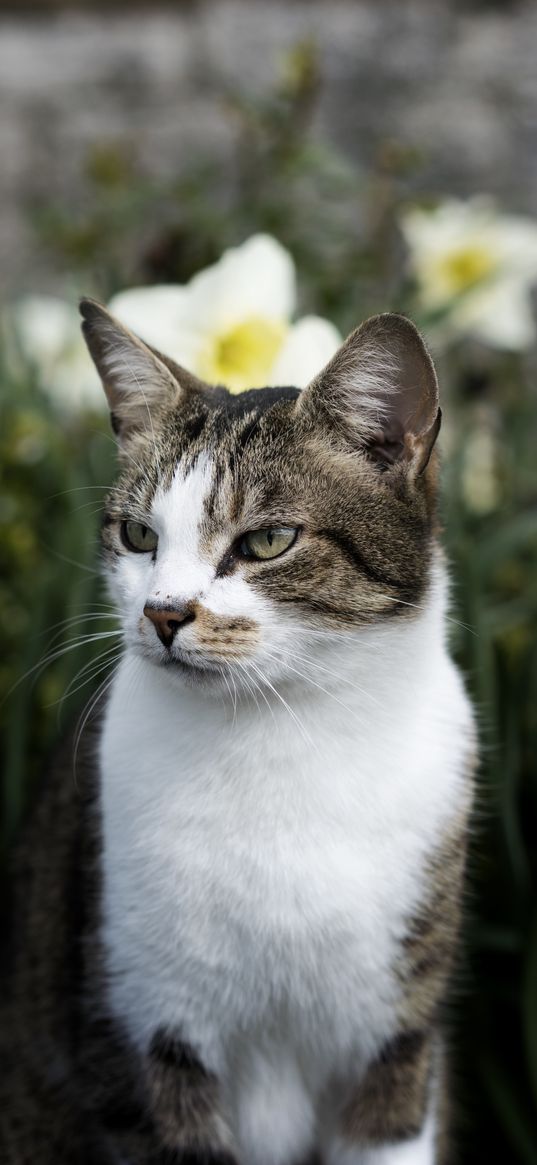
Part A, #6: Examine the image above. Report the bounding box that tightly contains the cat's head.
[81,298,441,692]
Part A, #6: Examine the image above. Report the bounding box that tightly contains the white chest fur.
[99,602,473,1162]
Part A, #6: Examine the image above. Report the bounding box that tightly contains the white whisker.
[72,666,119,787]
[235,660,263,717]
[39,545,99,576]
[47,484,110,501]
[248,660,316,750]
[283,645,382,708]
[260,648,367,723]
[219,665,238,725]
[95,429,149,478]
[39,612,120,646]
[3,631,122,705]
[54,646,124,715]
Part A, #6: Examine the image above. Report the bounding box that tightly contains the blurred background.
[1,1,536,1161]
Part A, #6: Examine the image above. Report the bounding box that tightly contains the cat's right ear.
[80,298,204,443]
[296,313,441,479]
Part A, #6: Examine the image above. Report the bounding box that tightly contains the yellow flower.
[436,245,498,299]
[197,317,288,391]
[109,234,341,392]
[400,198,537,349]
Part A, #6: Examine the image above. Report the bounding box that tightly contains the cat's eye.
[240,526,298,561]
[121,520,159,554]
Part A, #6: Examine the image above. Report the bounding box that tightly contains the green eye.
[240,526,298,561]
[121,520,158,554]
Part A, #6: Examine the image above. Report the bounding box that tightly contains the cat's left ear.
[296,313,441,476]
[80,298,204,443]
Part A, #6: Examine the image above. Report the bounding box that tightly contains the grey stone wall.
[2,0,536,295]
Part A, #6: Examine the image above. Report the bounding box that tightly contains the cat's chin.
[164,656,222,690]
[141,650,240,696]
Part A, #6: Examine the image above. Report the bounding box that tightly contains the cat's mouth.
[160,650,226,680]
[139,630,249,687]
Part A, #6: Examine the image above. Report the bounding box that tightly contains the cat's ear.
[80,298,204,442]
[297,313,441,476]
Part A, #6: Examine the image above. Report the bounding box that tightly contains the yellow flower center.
[199,316,287,392]
[437,244,497,296]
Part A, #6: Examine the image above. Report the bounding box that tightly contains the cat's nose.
[143,603,195,648]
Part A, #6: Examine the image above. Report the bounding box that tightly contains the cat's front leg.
[145,1029,238,1165]
[326,1029,438,1165]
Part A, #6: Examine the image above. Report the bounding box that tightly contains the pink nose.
[143,603,195,648]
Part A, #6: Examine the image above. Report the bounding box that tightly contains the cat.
[1,301,476,1165]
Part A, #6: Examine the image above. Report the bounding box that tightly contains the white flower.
[6,295,104,414]
[400,198,537,350]
[109,234,342,392]
[7,236,341,414]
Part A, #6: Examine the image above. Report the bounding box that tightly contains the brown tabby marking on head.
[100,387,437,634]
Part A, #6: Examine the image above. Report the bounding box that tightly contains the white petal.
[49,345,106,412]
[269,315,342,388]
[14,295,77,362]
[452,278,537,350]
[109,236,297,371]
[108,285,205,370]
[109,285,190,334]
[492,217,537,280]
[10,296,105,413]
[401,197,497,256]
[185,234,296,332]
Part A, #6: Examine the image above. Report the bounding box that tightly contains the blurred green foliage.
[2,42,537,1164]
